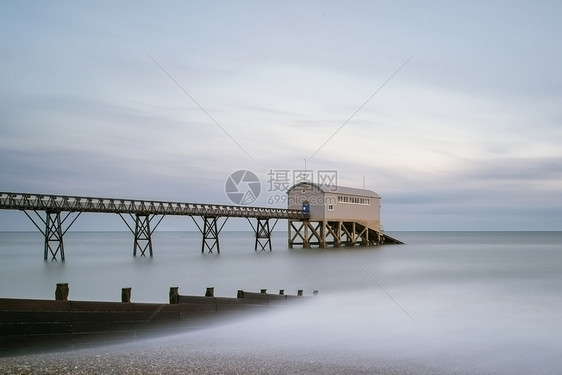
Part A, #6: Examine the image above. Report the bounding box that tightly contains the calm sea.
[1,231,562,374]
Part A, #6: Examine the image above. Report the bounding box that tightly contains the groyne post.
[55,283,69,301]
[169,287,179,304]
[121,287,132,303]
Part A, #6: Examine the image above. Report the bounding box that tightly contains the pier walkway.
[0,192,306,260]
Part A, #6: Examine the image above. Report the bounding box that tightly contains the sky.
[1,1,561,231]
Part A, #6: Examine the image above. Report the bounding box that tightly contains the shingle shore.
[0,341,446,375]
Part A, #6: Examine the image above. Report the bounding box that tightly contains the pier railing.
[0,191,400,260]
[0,191,309,260]
[0,192,303,219]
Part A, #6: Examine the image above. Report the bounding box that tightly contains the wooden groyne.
[0,284,316,355]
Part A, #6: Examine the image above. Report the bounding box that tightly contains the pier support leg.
[325,221,341,247]
[288,220,317,248]
[133,214,153,257]
[303,222,310,248]
[23,210,81,261]
[319,222,327,248]
[289,220,307,248]
[288,220,294,248]
[357,224,368,246]
[202,216,219,253]
[119,214,165,257]
[249,218,278,251]
[193,216,228,254]
[44,211,65,261]
[340,222,354,246]
[289,220,379,248]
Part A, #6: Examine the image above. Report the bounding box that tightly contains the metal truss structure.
[248,218,280,251]
[0,192,307,261]
[119,214,165,257]
[192,216,229,254]
[23,210,81,261]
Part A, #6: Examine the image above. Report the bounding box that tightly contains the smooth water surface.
[1,231,562,374]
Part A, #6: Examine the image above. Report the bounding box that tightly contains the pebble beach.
[0,343,450,375]
[0,324,456,375]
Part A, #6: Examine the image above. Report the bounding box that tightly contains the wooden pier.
[289,220,403,248]
[287,182,403,248]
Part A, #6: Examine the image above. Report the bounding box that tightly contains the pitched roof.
[288,182,381,198]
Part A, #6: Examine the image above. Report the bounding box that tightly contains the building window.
[337,195,371,205]
[328,204,334,211]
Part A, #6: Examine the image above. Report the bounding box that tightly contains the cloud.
[1,1,562,230]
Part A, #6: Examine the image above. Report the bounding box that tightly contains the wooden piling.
[121,287,132,303]
[55,283,69,301]
[169,287,179,304]
[0,286,317,355]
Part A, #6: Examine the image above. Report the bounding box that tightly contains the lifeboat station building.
[287,182,401,248]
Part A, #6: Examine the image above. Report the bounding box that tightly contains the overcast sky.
[1,1,561,231]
